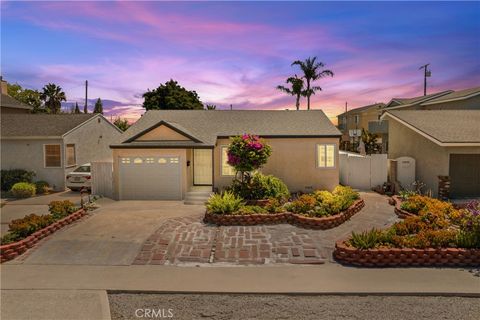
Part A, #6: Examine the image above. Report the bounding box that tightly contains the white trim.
[382,112,480,147]
[420,91,480,106]
[220,145,235,177]
[316,143,336,169]
[62,114,123,138]
[43,144,62,168]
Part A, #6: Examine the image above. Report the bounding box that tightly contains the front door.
[193,149,213,185]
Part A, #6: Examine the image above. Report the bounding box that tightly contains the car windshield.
[74,165,90,173]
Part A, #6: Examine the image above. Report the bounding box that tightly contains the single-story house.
[1,79,33,114]
[1,114,123,190]
[382,110,480,198]
[110,110,341,200]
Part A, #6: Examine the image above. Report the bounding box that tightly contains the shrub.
[10,182,36,198]
[227,134,272,173]
[348,229,384,249]
[229,173,289,200]
[456,230,480,248]
[0,232,21,245]
[1,169,36,191]
[35,181,50,194]
[264,198,285,213]
[8,214,54,238]
[332,185,359,201]
[236,205,268,215]
[314,189,353,214]
[48,200,77,220]
[285,194,317,214]
[206,192,244,215]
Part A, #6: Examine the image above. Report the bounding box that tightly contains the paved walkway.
[134,192,399,265]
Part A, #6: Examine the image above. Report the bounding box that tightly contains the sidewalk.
[2,264,479,295]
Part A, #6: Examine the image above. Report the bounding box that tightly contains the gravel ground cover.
[109,293,479,320]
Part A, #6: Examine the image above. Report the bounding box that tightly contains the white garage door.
[119,156,182,200]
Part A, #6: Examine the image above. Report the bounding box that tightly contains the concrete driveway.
[1,191,82,234]
[9,200,204,266]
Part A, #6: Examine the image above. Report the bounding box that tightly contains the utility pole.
[230,104,233,110]
[419,64,431,96]
[84,80,88,113]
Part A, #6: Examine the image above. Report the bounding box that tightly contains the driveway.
[1,191,82,234]
[9,199,204,265]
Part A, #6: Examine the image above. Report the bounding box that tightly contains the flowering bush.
[228,172,289,200]
[227,134,272,173]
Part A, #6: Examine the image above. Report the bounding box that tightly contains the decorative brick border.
[334,240,480,267]
[390,195,416,219]
[204,199,365,230]
[0,209,86,263]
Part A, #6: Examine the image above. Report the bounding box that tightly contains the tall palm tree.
[276,75,306,110]
[291,57,334,110]
[40,83,66,114]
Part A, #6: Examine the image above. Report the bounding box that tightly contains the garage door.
[119,156,182,200]
[449,154,480,198]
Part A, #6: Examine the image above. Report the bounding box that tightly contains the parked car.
[66,163,91,191]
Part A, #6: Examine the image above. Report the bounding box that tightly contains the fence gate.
[339,152,388,190]
[91,161,113,198]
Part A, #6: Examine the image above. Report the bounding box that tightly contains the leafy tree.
[113,117,131,131]
[40,83,66,114]
[93,98,103,114]
[276,75,306,110]
[142,79,203,110]
[291,57,333,110]
[74,102,81,114]
[205,104,216,110]
[7,83,44,113]
[361,129,381,154]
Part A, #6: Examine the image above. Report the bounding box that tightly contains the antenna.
[419,64,431,96]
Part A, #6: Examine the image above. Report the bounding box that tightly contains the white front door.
[193,149,213,185]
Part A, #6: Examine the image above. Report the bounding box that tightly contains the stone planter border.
[204,199,365,230]
[0,209,86,263]
[390,195,416,219]
[333,240,480,267]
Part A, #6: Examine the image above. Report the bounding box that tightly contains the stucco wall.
[135,125,190,141]
[387,118,480,197]
[63,116,122,170]
[112,148,188,200]
[1,138,66,190]
[214,137,340,193]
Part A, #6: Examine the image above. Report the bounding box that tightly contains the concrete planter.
[0,209,86,263]
[204,199,365,230]
[333,240,480,267]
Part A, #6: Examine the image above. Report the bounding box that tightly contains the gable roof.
[1,114,97,138]
[420,86,480,106]
[114,110,341,148]
[384,90,453,109]
[337,103,385,117]
[1,94,34,111]
[382,110,480,146]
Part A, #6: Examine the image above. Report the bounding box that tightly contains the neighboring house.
[0,79,33,114]
[336,103,386,151]
[110,110,341,200]
[382,110,480,198]
[1,114,123,191]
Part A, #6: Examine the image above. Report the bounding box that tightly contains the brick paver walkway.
[133,192,399,266]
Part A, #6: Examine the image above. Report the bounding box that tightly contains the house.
[336,103,386,151]
[110,110,341,200]
[1,114,123,191]
[0,79,33,114]
[382,110,480,198]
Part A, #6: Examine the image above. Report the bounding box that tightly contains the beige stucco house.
[110,110,341,200]
[1,114,122,190]
[383,110,480,198]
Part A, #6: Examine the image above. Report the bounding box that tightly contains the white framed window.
[221,146,235,176]
[65,144,76,167]
[145,157,155,164]
[316,144,335,168]
[158,158,167,164]
[170,157,179,164]
[354,115,360,124]
[121,157,130,164]
[133,157,143,164]
[44,144,61,168]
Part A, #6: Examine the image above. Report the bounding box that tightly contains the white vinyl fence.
[91,161,114,198]
[339,152,388,190]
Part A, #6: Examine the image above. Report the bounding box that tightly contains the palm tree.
[291,57,334,110]
[276,75,306,110]
[40,83,66,114]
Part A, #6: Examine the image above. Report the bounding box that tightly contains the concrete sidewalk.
[2,264,479,295]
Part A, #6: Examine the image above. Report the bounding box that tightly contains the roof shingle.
[1,94,34,110]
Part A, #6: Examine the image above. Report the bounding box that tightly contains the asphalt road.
[108,293,479,320]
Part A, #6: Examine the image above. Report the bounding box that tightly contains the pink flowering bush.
[227,134,272,173]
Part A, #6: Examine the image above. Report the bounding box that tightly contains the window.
[121,158,130,164]
[145,157,155,164]
[74,165,90,173]
[44,144,61,168]
[158,158,167,164]
[354,115,360,124]
[133,157,143,164]
[317,144,335,168]
[65,144,76,167]
[170,157,179,164]
[221,146,235,176]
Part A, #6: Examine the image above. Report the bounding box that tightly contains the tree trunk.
[295,95,300,110]
[306,79,311,110]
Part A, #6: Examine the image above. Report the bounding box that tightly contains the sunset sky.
[2,1,479,122]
